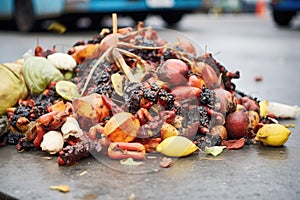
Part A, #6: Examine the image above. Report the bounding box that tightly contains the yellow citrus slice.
[55,80,80,101]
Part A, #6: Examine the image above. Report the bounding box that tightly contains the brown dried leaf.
[221,138,246,150]
[50,185,71,193]
[282,123,295,128]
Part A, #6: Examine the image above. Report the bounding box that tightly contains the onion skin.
[171,86,201,101]
[214,87,236,114]
[158,59,188,86]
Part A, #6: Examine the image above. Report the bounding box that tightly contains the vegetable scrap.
[205,146,226,157]
[0,15,299,169]
[159,157,173,168]
[120,158,144,166]
[50,185,71,193]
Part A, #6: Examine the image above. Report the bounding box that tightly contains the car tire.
[131,13,147,23]
[160,12,183,26]
[272,10,295,26]
[14,0,38,32]
[89,14,104,30]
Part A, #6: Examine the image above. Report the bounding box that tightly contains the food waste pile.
[0,22,299,168]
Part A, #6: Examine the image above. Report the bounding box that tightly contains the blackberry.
[32,85,60,120]
[166,94,176,110]
[123,82,181,114]
[199,86,217,109]
[10,105,31,127]
[97,71,110,84]
[91,71,114,96]
[75,59,114,96]
[184,106,209,128]
[157,89,169,102]
[162,48,178,60]
[129,35,161,63]
[123,82,143,114]
[134,35,155,47]
[198,106,210,128]
[6,131,24,145]
[128,90,141,114]
[141,87,157,102]
[9,85,60,129]
[94,83,114,97]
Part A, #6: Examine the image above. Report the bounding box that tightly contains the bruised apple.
[225,110,249,139]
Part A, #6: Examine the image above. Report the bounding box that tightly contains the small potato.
[247,110,260,129]
[236,104,247,112]
[210,125,227,140]
[160,122,179,140]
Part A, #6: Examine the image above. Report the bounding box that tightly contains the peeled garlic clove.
[48,52,77,71]
[156,136,199,157]
[61,117,83,139]
[40,131,64,155]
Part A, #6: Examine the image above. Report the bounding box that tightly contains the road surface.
[0,12,300,200]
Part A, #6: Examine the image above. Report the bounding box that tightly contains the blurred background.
[0,0,299,32]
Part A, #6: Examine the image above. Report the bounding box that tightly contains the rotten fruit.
[0,20,297,168]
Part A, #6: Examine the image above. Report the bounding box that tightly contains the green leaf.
[205,146,226,157]
[120,158,144,166]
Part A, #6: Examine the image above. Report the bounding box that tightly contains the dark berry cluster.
[199,86,217,110]
[162,48,178,60]
[6,131,25,145]
[182,106,209,128]
[141,87,157,102]
[58,142,91,166]
[74,58,116,97]
[123,82,179,115]
[93,71,114,97]
[129,35,161,63]
[10,86,60,128]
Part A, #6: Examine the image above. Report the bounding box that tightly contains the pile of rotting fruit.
[0,22,298,167]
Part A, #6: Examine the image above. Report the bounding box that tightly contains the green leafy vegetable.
[22,56,64,94]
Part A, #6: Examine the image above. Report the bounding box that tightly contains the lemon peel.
[55,80,81,101]
[156,136,199,157]
[255,124,291,146]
